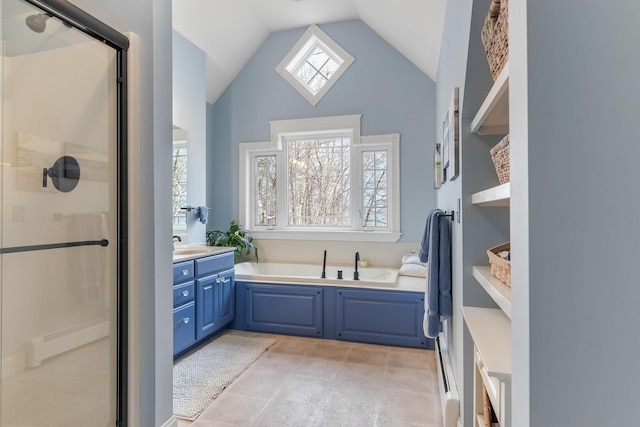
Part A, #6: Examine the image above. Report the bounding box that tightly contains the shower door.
[0,0,128,425]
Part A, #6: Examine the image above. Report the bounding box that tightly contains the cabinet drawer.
[195,251,234,277]
[173,302,196,355]
[173,260,194,284]
[173,281,195,307]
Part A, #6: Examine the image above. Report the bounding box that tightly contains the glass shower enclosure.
[0,0,128,425]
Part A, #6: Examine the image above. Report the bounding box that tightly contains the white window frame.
[239,115,400,242]
[275,24,355,106]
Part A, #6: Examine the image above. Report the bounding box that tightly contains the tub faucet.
[172,235,181,251]
[354,251,360,280]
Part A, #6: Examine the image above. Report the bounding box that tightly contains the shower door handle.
[0,239,108,254]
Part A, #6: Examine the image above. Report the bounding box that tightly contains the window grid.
[254,155,277,227]
[287,136,351,227]
[172,146,187,227]
[362,150,388,227]
[294,45,340,95]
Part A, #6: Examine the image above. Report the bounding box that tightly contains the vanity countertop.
[172,245,235,263]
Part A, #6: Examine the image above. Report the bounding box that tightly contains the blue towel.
[421,209,452,338]
[197,206,209,224]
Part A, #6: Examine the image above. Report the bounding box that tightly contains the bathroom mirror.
[172,126,188,234]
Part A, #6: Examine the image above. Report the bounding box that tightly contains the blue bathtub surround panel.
[336,289,427,348]
[244,284,323,337]
[232,281,434,349]
[420,209,453,338]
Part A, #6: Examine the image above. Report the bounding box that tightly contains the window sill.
[249,229,401,243]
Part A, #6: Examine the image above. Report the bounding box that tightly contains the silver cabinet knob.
[182,290,189,297]
[182,317,190,324]
[182,269,189,276]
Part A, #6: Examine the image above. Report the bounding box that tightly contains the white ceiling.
[172,0,447,105]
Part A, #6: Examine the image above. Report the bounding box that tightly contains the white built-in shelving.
[467,57,512,426]
[471,182,510,206]
[470,61,509,135]
[472,266,511,318]
[462,307,512,381]
[464,307,512,426]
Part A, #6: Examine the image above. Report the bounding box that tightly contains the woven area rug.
[173,333,275,420]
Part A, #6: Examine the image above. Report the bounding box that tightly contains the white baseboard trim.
[160,415,178,427]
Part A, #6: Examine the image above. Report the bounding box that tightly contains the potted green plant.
[206,220,258,262]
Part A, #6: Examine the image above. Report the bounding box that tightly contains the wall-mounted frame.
[434,142,442,189]
[443,87,460,181]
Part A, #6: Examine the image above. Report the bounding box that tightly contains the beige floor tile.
[272,374,333,405]
[388,349,434,370]
[194,391,269,425]
[375,415,434,427]
[293,356,343,380]
[308,342,350,361]
[379,388,436,424]
[253,396,321,427]
[269,339,316,356]
[176,332,443,427]
[225,367,289,398]
[346,347,390,366]
[384,367,436,394]
[251,352,305,373]
[315,382,382,427]
[334,362,386,387]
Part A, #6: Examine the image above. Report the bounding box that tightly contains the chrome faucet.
[354,251,360,280]
[172,235,182,251]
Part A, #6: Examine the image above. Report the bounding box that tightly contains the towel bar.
[440,211,455,221]
[180,206,211,212]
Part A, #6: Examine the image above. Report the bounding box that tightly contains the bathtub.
[234,261,399,288]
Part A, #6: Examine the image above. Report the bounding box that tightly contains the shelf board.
[471,183,510,206]
[462,306,511,381]
[472,266,511,318]
[470,62,509,135]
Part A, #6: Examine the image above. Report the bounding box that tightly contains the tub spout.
[354,251,360,280]
[321,250,327,279]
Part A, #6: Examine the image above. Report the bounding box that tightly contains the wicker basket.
[487,242,511,287]
[482,384,492,427]
[490,134,510,184]
[481,0,509,80]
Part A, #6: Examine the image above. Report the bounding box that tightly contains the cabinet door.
[173,302,196,355]
[217,269,235,327]
[336,289,427,348]
[245,284,323,337]
[196,275,217,340]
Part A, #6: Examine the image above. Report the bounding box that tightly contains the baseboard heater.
[26,318,109,367]
[435,333,460,427]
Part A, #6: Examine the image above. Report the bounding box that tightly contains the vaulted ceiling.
[172,0,447,105]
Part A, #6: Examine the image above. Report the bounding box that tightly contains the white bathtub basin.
[234,262,398,288]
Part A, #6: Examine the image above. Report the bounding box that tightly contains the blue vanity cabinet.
[173,250,235,358]
[195,252,235,341]
[217,269,235,326]
[172,261,196,355]
[336,288,427,348]
[196,274,218,340]
[244,284,323,337]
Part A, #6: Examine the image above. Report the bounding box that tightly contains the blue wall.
[173,30,208,243]
[208,19,436,242]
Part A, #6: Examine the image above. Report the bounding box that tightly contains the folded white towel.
[402,253,426,266]
[399,263,428,278]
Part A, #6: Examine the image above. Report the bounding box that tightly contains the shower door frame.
[14,0,130,424]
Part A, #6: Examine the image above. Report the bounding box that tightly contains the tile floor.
[177,331,444,427]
